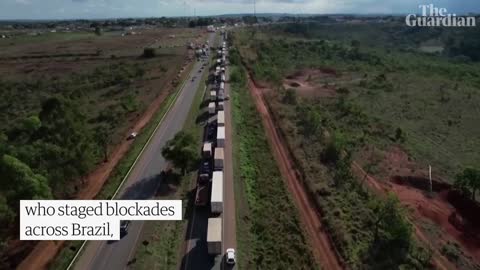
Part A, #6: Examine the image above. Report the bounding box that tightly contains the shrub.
[143,47,156,58]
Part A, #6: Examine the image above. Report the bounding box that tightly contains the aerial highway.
[73,32,217,270]
[181,32,237,270]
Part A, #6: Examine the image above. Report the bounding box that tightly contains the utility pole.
[254,0,256,18]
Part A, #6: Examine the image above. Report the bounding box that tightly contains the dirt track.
[352,161,480,269]
[247,77,343,270]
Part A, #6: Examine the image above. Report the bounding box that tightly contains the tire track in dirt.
[247,77,343,270]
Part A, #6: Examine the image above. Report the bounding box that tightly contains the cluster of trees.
[0,96,96,236]
[161,131,199,175]
[0,62,147,262]
[444,27,480,62]
[454,168,480,200]
[188,17,215,28]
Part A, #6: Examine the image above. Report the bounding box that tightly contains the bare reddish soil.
[283,69,338,98]
[15,59,194,270]
[353,146,480,269]
[247,77,343,270]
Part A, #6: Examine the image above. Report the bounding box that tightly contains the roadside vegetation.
[231,23,480,269]
[230,64,317,269]
[47,60,193,270]
[235,24,480,181]
[0,30,191,268]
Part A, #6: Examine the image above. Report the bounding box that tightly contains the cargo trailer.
[203,142,212,158]
[210,173,223,214]
[208,102,216,115]
[214,148,224,170]
[210,91,216,101]
[217,111,225,127]
[216,126,225,147]
[207,218,222,254]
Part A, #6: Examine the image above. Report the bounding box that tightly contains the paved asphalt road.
[74,32,217,270]
[181,33,236,270]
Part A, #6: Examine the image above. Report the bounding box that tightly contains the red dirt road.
[352,160,480,269]
[247,77,343,270]
[16,62,191,270]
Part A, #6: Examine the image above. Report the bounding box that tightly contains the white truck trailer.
[217,110,225,127]
[203,142,212,158]
[216,126,225,147]
[210,173,223,214]
[210,91,216,101]
[214,148,224,170]
[207,217,222,254]
[208,102,216,115]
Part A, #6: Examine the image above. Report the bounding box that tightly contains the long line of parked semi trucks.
[194,36,229,256]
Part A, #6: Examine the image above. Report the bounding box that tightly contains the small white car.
[225,248,236,265]
[127,132,137,140]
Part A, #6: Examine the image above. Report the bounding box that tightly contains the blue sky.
[0,0,479,20]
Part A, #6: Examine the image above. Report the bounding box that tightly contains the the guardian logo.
[406,4,476,27]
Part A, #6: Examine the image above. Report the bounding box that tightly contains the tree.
[369,194,412,267]
[22,115,41,134]
[95,125,111,162]
[143,47,156,58]
[0,195,14,226]
[283,88,297,105]
[94,26,102,36]
[0,154,52,202]
[455,167,480,200]
[298,106,321,138]
[322,132,347,164]
[161,131,199,175]
[395,127,406,142]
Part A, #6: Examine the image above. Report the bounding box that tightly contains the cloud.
[15,0,31,4]
[193,0,313,3]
